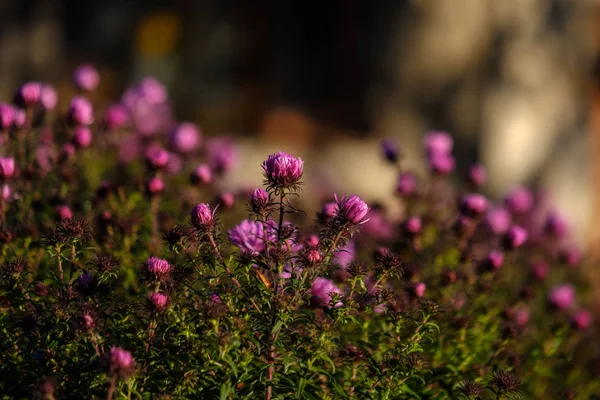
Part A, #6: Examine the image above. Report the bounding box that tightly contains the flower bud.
[571,309,591,330]
[412,282,426,298]
[108,346,135,378]
[0,157,15,179]
[0,103,13,129]
[424,131,453,156]
[460,194,488,217]
[404,216,422,236]
[148,292,168,312]
[548,284,575,310]
[467,163,486,187]
[73,126,92,148]
[68,96,94,126]
[191,203,215,230]
[18,81,42,106]
[169,122,201,153]
[104,103,129,130]
[503,225,527,250]
[40,85,58,111]
[146,177,164,195]
[56,205,73,220]
[250,188,269,213]
[396,172,417,196]
[504,187,533,215]
[143,257,172,282]
[193,164,212,185]
[217,192,235,209]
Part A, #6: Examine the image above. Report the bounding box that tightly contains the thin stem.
[56,246,63,282]
[106,374,117,400]
[266,344,275,400]
[277,191,286,245]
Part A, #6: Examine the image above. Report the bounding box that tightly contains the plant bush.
[0,70,598,399]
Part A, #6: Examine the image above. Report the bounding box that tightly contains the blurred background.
[2,0,600,249]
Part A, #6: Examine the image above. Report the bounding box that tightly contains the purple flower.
[148,292,168,312]
[531,262,549,281]
[74,64,100,91]
[18,81,42,106]
[194,164,213,184]
[218,192,235,209]
[304,235,319,248]
[311,277,342,308]
[504,187,533,215]
[486,207,511,235]
[104,103,129,130]
[137,77,167,104]
[424,131,453,155]
[468,163,487,187]
[229,219,265,255]
[169,122,201,153]
[146,177,164,194]
[559,247,582,268]
[504,225,528,249]
[206,137,238,174]
[571,309,591,330]
[191,203,215,230]
[333,241,355,269]
[513,307,530,326]
[262,151,304,189]
[360,209,394,240]
[404,216,422,235]
[143,257,172,282]
[145,146,170,169]
[381,138,400,163]
[0,157,15,179]
[40,85,58,111]
[544,211,569,239]
[77,271,94,290]
[334,194,369,224]
[396,172,417,196]
[318,202,337,222]
[56,205,73,220]
[460,193,488,217]
[73,126,92,148]
[427,152,455,175]
[413,282,426,298]
[12,107,25,128]
[487,250,504,270]
[548,284,575,310]
[250,188,269,213]
[68,96,94,126]
[0,103,13,129]
[109,347,135,378]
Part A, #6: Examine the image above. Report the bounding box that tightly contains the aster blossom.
[108,347,135,378]
[334,194,369,224]
[229,219,265,255]
[311,277,343,308]
[143,257,172,282]
[191,203,216,231]
[262,151,304,190]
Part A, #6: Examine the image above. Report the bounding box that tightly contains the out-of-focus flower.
[404,216,422,236]
[504,187,534,215]
[427,152,455,175]
[148,292,168,312]
[143,257,172,282]
[468,163,487,187]
[169,122,201,153]
[571,309,591,330]
[0,157,15,179]
[73,126,92,148]
[146,177,164,194]
[145,146,170,169]
[486,207,511,235]
[0,103,13,129]
[40,85,58,111]
[424,131,453,156]
[56,205,73,220]
[548,284,575,310]
[413,282,426,298]
[68,96,94,126]
[193,164,213,185]
[381,138,400,163]
[333,241,355,269]
[544,211,569,239]
[460,193,488,217]
[311,277,342,307]
[73,64,100,92]
[229,219,265,255]
[396,172,417,196]
[108,347,135,378]
[218,192,235,209]
[104,104,129,130]
[504,225,527,249]
[18,81,42,106]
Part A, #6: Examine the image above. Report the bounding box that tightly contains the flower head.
[146,177,164,195]
[206,137,238,175]
[334,194,369,224]
[68,96,94,126]
[40,85,58,111]
[548,284,575,310]
[404,216,422,235]
[250,188,269,213]
[193,164,213,185]
[311,277,343,308]
[104,103,129,130]
[412,282,426,298]
[108,347,135,378]
[191,203,216,231]
[17,81,42,106]
[229,219,265,255]
[145,146,170,169]
[0,157,15,179]
[468,163,487,187]
[262,151,304,189]
[148,292,168,312]
[572,309,591,330]
[427,152,455,175]
[0,103,13,129]
[396,172,417,196]
[503,225,527,249]
[169,122,201,153]
[73,126,92,148]
[74,64,100,91]
[424,131,453,156]
[544,211,569,239]
[143,257,172,282]
[486,207,511,235]
[504,187,533,215]
[460,193,488,217]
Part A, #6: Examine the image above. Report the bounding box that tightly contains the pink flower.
[148,292,168,312]
[73,64,100,91]
[229,220,265,255]
[413,282,426,298]
[334,194,369,224]
[571,309,592,330]
[169,122,201,153]
[40,85,58,111]
[109,347,135,378]
[143,257,172,282]
[424,131,453,155]
[68,96,94,126]
[73,126,92,148]
[191,203,215,230]
[311,277,343,308]
[194,164,213,185]
[548,284,575,310]
[262,151,304,188]
[0,157,15,179]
